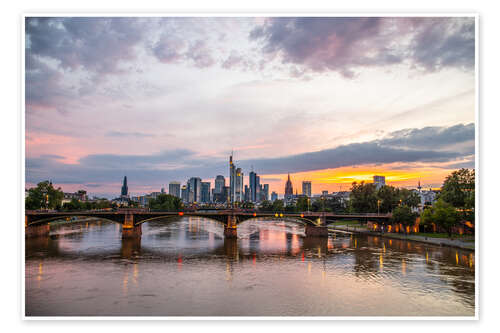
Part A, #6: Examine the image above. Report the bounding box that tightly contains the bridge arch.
[236,215,319,226]
[134,214,227,226]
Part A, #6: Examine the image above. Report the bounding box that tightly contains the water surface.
[25,217,475,316]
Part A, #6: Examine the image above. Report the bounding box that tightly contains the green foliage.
[25,181,64,210]
[420,199,459,236]
[148,194,183,211]
[241,201,255,209]
[296,196,309,212]
[391,205,417,226]
[376,185,399,213]
[61,198,115,211]
[259,200,273,211]
[271,199,284,212]
[398,188,421,208]
[349,181,378,213]
[440,168,475,209]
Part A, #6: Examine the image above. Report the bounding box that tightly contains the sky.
[25,16,476,198]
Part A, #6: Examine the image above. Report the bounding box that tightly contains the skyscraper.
[302,181,312,197]
[169,181,181,198]
[271,191,278,202]
[249,171,257,202]
[284,173,293,202]
[201,182,211,203]
[229,153,235,204]
[181,185,188,203]
[188,177,202,203]
[214,175,225,194]
[235,168,244,202]
[121,176,129,198]
[262,184,269,201]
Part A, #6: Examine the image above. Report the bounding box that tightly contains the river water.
[25,217,475,317]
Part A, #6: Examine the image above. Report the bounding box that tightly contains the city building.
[262,184,269,201]
[214,175,225,194]
[271,191,278,202]
[322,190,328,196]
[168,181,181,198]
[187,177,202,203]
[249,171,257,202]
[284,173,294,203]
[229,153,236,204]
[302,181,312,197]
[181,185,188,203]
[201,182,211,203]
[373,175,386,189]
[121,176,129,198]
[244,185,250,202]
[235,168,244,202]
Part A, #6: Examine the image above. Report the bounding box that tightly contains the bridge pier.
[122,213,142,238]
[305,225,329,237]
[224,215,238,238]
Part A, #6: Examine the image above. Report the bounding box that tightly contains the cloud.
[26,123,475,191]
[250,17,475,77]
[26,17,150,74]
[105,131,156,138]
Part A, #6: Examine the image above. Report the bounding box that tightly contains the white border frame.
[20,12,479,321]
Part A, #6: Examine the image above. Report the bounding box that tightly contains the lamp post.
[377,199,381,215]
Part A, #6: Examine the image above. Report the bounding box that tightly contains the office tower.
[256,175,261,202]
[223,186,230,203]
[271,191,278,202]
[187,177,202,203]
[229,153,235,204]
[373,175,386,190]
[168,182,181,198]
[201,182,211,203]
[249,171,257,202]
[262,184,269,201]
[322,190,328,196]
[181,185,188,203]
[302,181,312,197]
[244,185,250,202]
[215,175,225,194]
[235,168,244,202]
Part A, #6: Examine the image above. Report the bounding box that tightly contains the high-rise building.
[201,182,211,203]
[169,182,181,198]
[284,173,293,202]
[214,175,225,194]
[262,184,269,201]
[181,185,188,203]
[249,171,257,202]
[271,191,278,202]
[244,185,250,202]
[256,175,261,202]
[373,175,386,189]
[121,176,129,198]
[187,177,202,203]
[229,153,235,204]
[302,181,312,197]
[235,168,244,202]
[322,190,328,196]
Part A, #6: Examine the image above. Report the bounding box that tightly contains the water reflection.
[25,217,475,316]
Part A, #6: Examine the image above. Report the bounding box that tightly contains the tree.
[440,168,475,209]
[25,181,64,210]
[349,181,378,213]
[259,200,273,212]
[272,199,284,212]
[376,185,399,213]
[148,194,183,211]
[391,205,417,229]
[296,196,309,212]
[399,189,421,209]
[439,168,475,223]
[420,199,459,236]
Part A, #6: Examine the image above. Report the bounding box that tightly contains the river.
[25,217,475,316]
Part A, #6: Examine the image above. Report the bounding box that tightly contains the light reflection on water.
[25,217,475,316]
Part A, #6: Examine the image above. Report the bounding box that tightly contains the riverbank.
[329,225,475,251]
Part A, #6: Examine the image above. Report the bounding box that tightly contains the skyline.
[25,16,476,198]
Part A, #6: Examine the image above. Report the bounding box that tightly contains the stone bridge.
[25,209,392,239]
